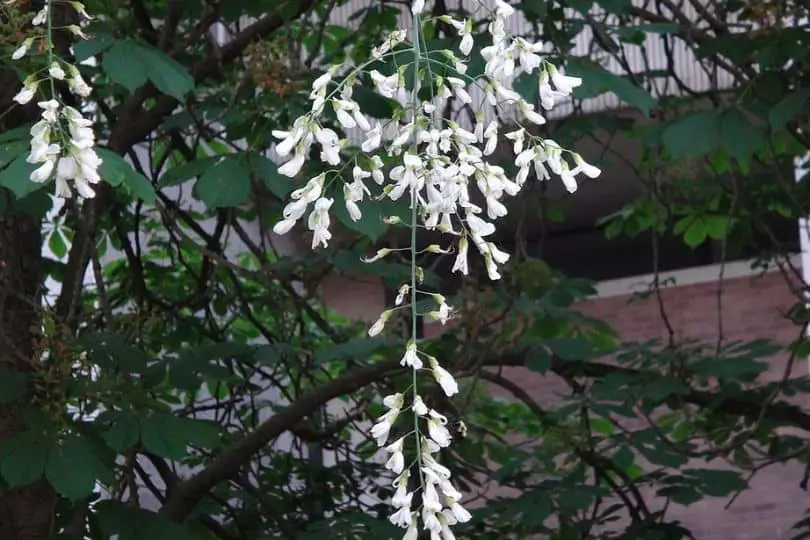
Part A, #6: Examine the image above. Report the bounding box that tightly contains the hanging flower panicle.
[270,0,601,538]
[9,1,102,199]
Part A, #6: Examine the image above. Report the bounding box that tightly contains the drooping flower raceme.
[9,1,102,199]
[269,0,601,537]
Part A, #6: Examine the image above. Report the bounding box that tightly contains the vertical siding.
[326,0,741,125]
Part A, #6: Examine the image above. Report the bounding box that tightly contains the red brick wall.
[495,270,806,540]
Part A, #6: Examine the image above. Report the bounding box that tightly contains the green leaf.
[612,446,635,470]
[48,228,68,259]
[662,111,720,157]
[688,468,747,496]
[141,413,220,459]
[0,154,43,199]
[73,30,115,62]
[545,337,593,361]
[0,125,30,144]
[330,192,389,242]
[683,219,707,248]
[353,84,397,118]
[194,155,252,208]
[769,89,810,130]
[703,214,728,240]
[568,58,656,116]
[46,435,112,500]
[513,72,537,103]
[95,500,205,540]
[158,156,219,188]
[0,139,27,171]
[315,338,392,364]
[101,40,194,100]
[0,371,27,403]
[0,431,48,487]
[137,46,195,100]
[246,152,293,198]
[75,332,150,374]
[96,148,156,202]
[720,108,765,164]
[103,415,141,453]
[102,40,149,92]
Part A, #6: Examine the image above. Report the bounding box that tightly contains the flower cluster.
[9,1,102,199]
[270,0,600,538]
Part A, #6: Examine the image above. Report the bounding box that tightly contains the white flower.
[11,38,33,60]
[390,507,412,528]
[368,309,392,336]
[423,507,443,533]
[389,152,424,201]
[460,32,474,56]
[572,153,601,178]
[519,100,546,125]
[466,213,495,238]
[403,523,419,540]
[548,64,582,93]
[395,284,410,305]
[362,123,382,152]
[13,82,37,105]
[411,0,425,15]
[314,126,341,165]
[371,393,403,446]
[273,219,296,235]
[483,121,498,156]
[67,25,89,39]
[412,395,428,416]
[37,99,60,123]
[429,357,458,396]
[449,502,471,523]
[272,117,308,157]
[48,62,66,80]
[446,77,471,104]
[30,158,55,183]
[423,481,443,513]
[538,70,566,109]
[31,7,48,26]
[427,410,452,447]
[495,0,515,17]
[400,341,422,370]
[516,38,543,73]
[504,128,525,154]
[278,152,305,177]
[560,164,578,193]
[427,294,451,325]
[392,486,413,510]
[371,70,399,98]
[451,236,468,275]
[440,516,457,540]
[385,437,406,474]
[307,197,333,249]
[69,1,94,19]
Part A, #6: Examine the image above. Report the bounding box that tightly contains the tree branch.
[158,359,397,521]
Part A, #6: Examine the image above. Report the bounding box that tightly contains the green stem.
[46,0,56,99]
[410,11,425,491]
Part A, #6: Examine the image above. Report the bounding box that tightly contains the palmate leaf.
[45,435,113,500]
[102,39,194,100]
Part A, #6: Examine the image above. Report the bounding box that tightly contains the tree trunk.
[0,212,54,539]
[0,48,55,540]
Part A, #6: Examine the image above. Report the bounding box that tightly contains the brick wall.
[490,269,806,540]
[319,267,808,539]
